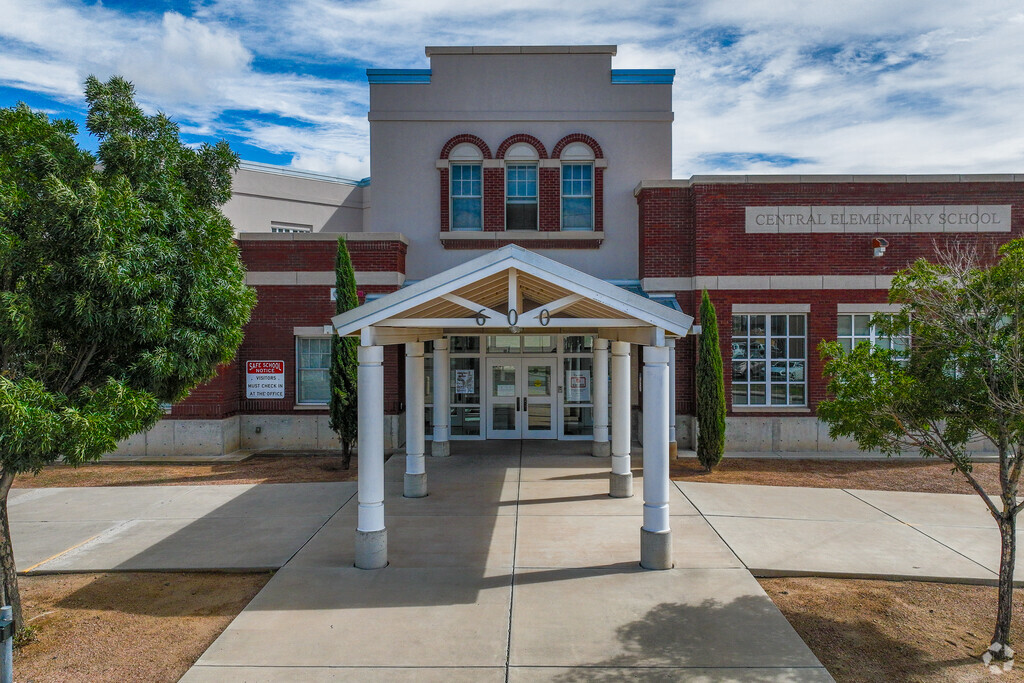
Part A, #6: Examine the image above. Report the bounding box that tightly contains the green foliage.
[0,76,255,476]
[695,290,726,470]
[819,241,1024,465]
[329,237,358,458]
[819,240,1024,649]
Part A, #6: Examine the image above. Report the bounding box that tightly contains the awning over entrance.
[333,246,690,573]
[332,244,694,345]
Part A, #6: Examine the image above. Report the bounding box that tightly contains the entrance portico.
[332,245,692,571]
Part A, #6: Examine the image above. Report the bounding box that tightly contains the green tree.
[696,290,726,470]
[0,77,255,632]
[329,236,358,469]
[819,241,1024,659]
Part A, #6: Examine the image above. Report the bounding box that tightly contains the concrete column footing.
[404,472,427,498]
[355,528,388,569]
[640,528,673,570]
[431,441,451,457]
[609,471,633,498]
[592,441,611,458]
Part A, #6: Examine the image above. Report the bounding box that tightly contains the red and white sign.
[246,361,285,399]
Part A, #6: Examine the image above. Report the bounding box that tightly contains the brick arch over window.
[552,133,604,159]
[440,134,493,160]
[547,134,604,233]
[496,134,548,160]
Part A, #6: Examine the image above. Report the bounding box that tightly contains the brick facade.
[639,180,1024,422]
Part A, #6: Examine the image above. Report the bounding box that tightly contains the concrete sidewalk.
[682,481,1017,584]
[180,442,830,681]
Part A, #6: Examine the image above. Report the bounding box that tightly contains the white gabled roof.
[332,245,692,337]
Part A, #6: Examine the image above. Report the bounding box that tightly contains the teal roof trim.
[367,69,432,84]
[610,69,675,84]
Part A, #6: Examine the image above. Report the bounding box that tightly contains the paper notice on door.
[566,370,591,402]
[455,369,475,394]
[496,383,515,397]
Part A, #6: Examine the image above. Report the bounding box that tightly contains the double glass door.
[486,357,557,439]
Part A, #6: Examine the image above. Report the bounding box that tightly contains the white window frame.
[836,306,910,362]
[295,336,332,405]
[560,162,594,231]
[450,162,483,231]
[271,221,313,234]
[731,312,807,407]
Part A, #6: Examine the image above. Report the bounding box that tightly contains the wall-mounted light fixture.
[873,237,888,258]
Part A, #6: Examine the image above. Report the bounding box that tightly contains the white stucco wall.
[223,163,369,234]
[368,46,673,281]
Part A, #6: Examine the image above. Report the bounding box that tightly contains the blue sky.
[2,0,1022,180]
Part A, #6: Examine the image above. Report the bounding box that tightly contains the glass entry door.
[485,357,557,439]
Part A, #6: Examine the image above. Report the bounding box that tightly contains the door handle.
[516,397,520,411]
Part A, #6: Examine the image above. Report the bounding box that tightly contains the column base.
[640,528,673,570]
[431,440,451,457]
[355,528,388,569]
[404,472,428,498]
[609,471,633,498]
[669,442,678,459]
[592,440,611,458]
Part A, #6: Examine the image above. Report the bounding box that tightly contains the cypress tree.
[696,290,726,470]
[329,236,359,469]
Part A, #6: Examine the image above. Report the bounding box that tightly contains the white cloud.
[1,0,1022,177]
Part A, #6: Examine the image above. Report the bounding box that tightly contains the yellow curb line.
[23,532,105,573]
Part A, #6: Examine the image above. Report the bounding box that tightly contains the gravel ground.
[14,572,270,683]
[761,578,1024,682]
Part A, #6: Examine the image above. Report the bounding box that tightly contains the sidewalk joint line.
[842,488,997,576]
[505,440,523,683]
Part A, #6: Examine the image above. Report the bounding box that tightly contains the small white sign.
[455,369,475,394]
[566,370,591,402]
[246,360,285,399]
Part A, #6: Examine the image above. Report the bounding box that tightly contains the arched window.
[504,142,539,230]
[560,142,596,231]
[448,143,484,231]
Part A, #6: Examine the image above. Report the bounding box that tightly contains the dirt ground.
[673,457,1004,495]
[13,453,359,488]
[14,572,270,683]
[13,452,1003,495]
[761,578,1024,682]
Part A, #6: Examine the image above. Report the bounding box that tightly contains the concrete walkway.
[179,442,831,681]
[14,444,1015,680]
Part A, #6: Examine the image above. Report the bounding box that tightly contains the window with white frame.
[296,337,331,404]
[506,164,538,229]
[561,163,593,230]
[450,163,482,231]
[560,142,596,231]
[271,221,313,233]
[837,313,910,361]
[732,313,806,406]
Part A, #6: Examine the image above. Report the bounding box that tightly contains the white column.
[355,344,387,569]
[404,342,427,498]
[609,341,632,497]
[669,342,678,458]
[431,338,450,457]
[592,338,610,457]
[641,344,673,570]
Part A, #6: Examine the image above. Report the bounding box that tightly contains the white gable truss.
[332,245,693,346]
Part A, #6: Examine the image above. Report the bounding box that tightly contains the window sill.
[731,406,811,414]
[293,404,328,410]
[441,231,603,249]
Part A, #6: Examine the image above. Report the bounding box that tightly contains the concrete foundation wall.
[114,414,404,458]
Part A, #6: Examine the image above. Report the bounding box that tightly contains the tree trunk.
[341,440,352,471]
[0,470,23,632]
[993,513,1016,652]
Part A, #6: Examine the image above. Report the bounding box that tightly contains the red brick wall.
[172,237,407,419]
[642,181,1024,418]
